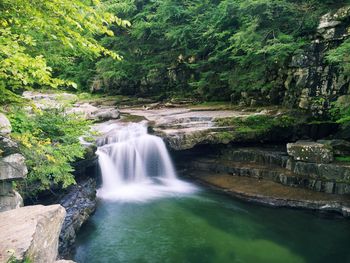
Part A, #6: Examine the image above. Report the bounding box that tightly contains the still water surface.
[74,188,350,263]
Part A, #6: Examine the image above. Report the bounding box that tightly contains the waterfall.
[96,123,197,202]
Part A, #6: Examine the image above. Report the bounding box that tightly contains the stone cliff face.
[232,6,350,116]
[283,6,350,116]
[0,113,27,212]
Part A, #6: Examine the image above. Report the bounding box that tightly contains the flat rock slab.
[0,205,66,263]
[121,107,261,150]
[190,172,350,217]
[122,108,253,126]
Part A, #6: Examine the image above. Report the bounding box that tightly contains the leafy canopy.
[87,0,344,100]
[0,0,129,103]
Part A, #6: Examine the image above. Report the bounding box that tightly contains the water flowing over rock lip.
[96,122,198,203]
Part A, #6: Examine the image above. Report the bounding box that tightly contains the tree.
[90,0,345,101]
[0,0,129,103]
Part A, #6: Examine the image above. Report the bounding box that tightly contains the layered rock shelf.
[190,172,350,217]
[121,106,275,150]
[181,144,350,216]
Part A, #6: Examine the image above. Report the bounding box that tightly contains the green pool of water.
[74,188,350,263]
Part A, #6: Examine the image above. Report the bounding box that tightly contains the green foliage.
[9,108,91,196]
[329,100,350,127]
[0,0,129,104]
[326,39,350,77]
[5,249,32,263]
[88,0,343,100]
[335,156,350,162]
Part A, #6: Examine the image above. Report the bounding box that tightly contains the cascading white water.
[96,122,197,202]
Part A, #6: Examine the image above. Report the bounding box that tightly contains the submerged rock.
[287,141,334,163]
[58,178,97,258]
[0,205,66,263]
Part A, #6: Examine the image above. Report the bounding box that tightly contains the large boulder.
[287,141,334,163]
[0,153,28,180]
[67,103,120,121]
[92,107,120,121]
[0,205,66,263]
[67,103,99,118]
[0,113,11,135]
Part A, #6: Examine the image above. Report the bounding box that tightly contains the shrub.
[9,107,91,197]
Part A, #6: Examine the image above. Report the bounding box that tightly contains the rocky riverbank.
[177,142,350,217]
[1,87,349,262]
[58,178,97,259]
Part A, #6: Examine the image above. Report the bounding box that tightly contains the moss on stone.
[335,156,350,163]
[120,114,146,123]
[216,114,297,137]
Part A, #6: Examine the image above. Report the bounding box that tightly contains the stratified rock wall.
[283,6,350,115]
[0,113,27,212]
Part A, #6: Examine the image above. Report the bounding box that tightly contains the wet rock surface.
[0,205,66,263]
[58,178,97,259]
